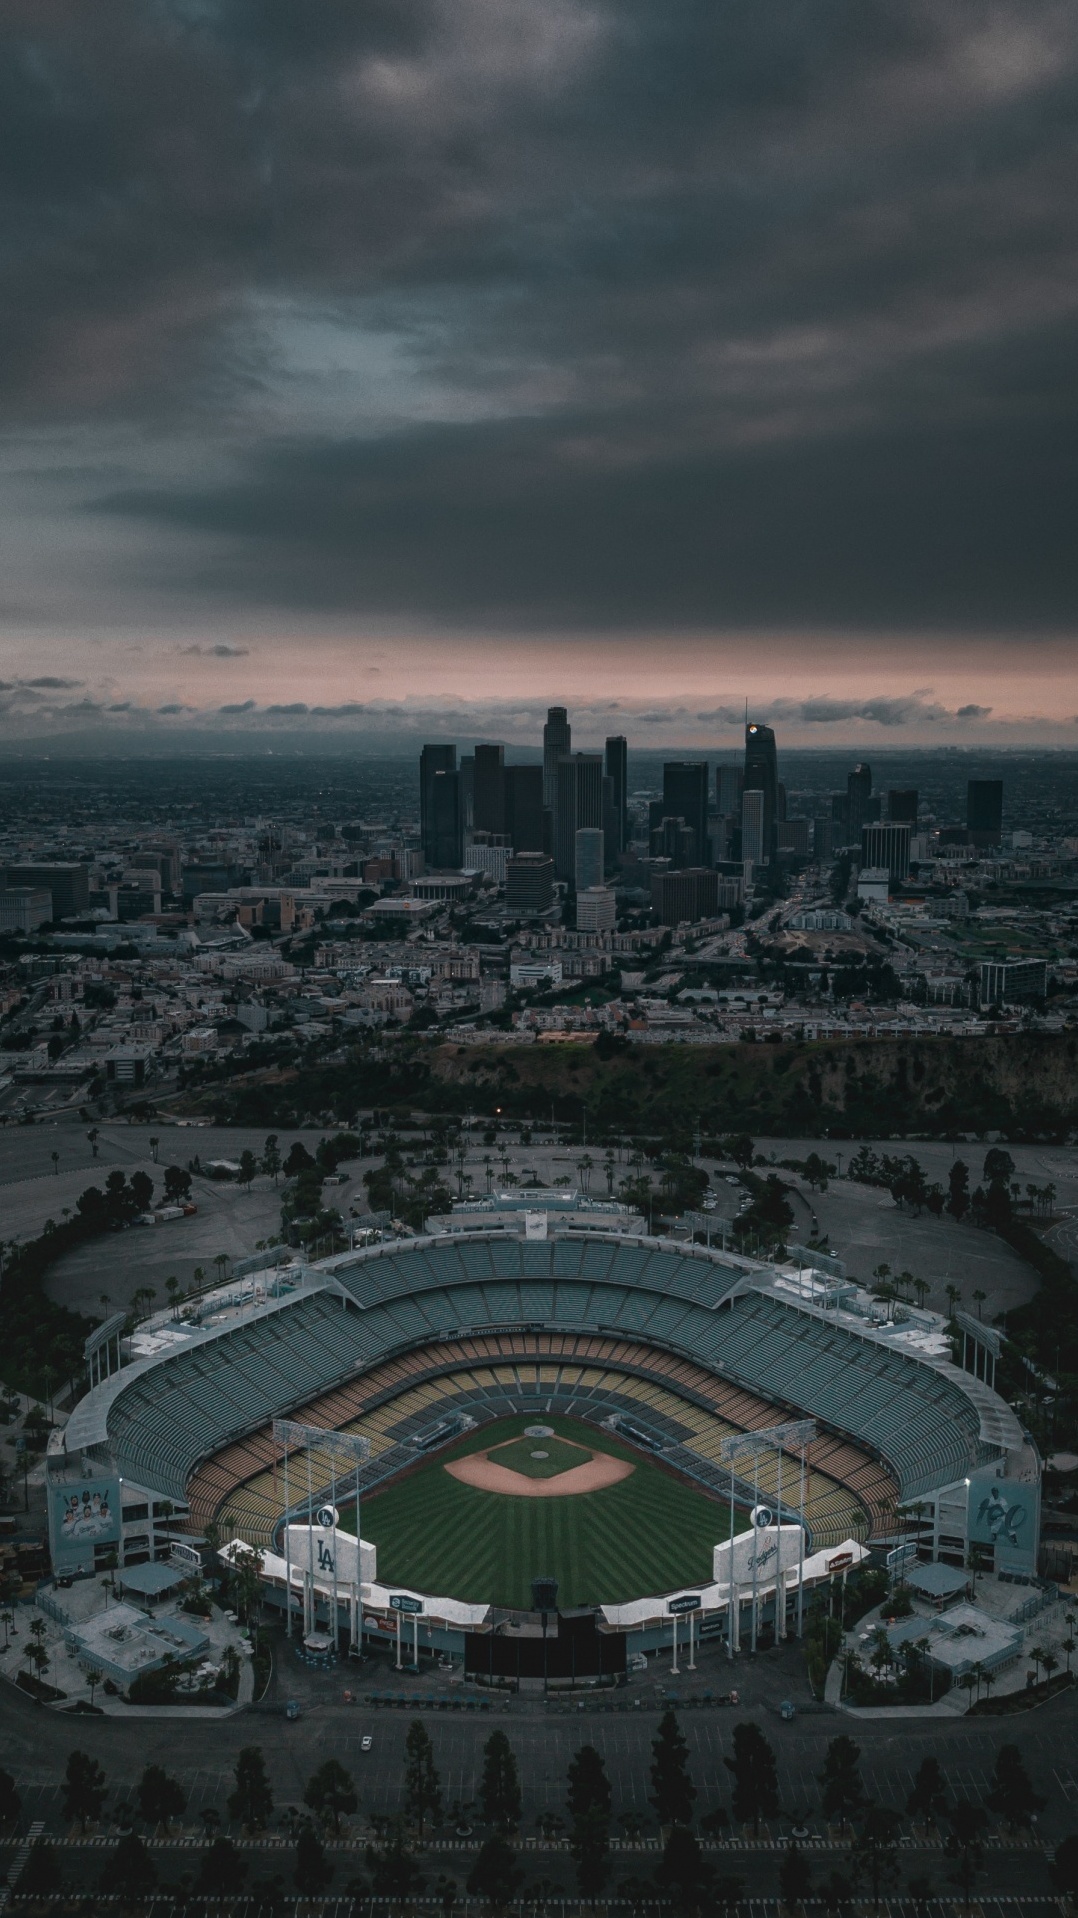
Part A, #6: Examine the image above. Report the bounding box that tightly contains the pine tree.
[136,1762,187,1830]
[987,1745,1045,1830]
[655,1825,713,1910]
[196,1837,249,1897]
[570,1806,611,1897]
[851,1805,902,1911]
[818,1734,865,1830]
[404,1721,443,1838]
[479,1730,521,1831]
[18,1840,62,1898]
[304,1758,357,1836]
[567,1743,612,1821]
[779,1841,813,1910]
[228,1745,274,1830]
[294,1820,334,1894]
[466,1835,524,1905]
[724,1722,779,1835]
[106,1833,158,1901]
[62,1749,108,1830]
[907,1756,948,1823]
[650,1710,697,1826]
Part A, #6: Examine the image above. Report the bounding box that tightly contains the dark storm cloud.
[4,0,1078,631]
[180,642,250,657]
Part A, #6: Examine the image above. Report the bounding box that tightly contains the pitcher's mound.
[445,1449,634,1497]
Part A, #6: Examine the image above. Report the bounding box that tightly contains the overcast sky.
[2,0,1077,749]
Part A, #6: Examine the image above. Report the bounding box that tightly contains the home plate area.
[444,1428,635,1496]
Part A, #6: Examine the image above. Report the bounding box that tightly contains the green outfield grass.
[341,1416,735,1608]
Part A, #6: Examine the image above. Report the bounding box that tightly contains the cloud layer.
[1,0,1076,720]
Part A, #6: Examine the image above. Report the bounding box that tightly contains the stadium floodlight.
[720,1420,817,1655]
[272,1421,371,1646]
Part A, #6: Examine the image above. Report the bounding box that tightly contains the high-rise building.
[888,789,918,824]
[776,819,810,856]
[741,789,766,868]
[743,723,778,859]
[861,821,911,881]
[543,707,571,815]
[420,745,456,865]
[427,769,462,868]
[574,827,604,894]
[2,862,90,919]
[605,736,628,852]
[504,765,544,852]
[473,743,505,837]
[717,765,744,816]
[458,755,475,837]
[662,762,709,866]
[650,816,696,868]
[576,885,617,933]
[506,853,555,916]
[968,779,1004,846]
[846,764,873,847]
[650,867,723,926]
[555,752,603,884]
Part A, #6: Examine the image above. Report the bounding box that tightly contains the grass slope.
[344,1416,732,1608]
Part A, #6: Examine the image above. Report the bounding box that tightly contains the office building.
[576,885,617,933]
[979,959,1047,1007]
[717,765,744,817]
[813,818,836,863]
[2,863,89,919]
[458,755,474,836]
[968,779,1004,847]
[506,853,555,916]
[420,744,457,865]
[888,789,919,824]
[605,736,628,852]
[504,765,544,852]
[650,867,720,926]
[473,743,505,837]
[574,827,604,894]
[555,752,604,884]
[464,839,510,885]
[426,768,463,869]
[743,723,778,859]
[662,762,709,866]
[846,764,873,848]
[776,819,810,856]
[543,707,571,815]
[741,789,766,868]
[0,888,52,933]
[650,815,697,868]
[861,821,912,882]
[857,867,891,904]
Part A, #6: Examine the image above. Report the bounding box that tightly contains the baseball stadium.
[51,1215,1037,1677]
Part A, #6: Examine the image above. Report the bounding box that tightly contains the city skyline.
[0,3,1076,747]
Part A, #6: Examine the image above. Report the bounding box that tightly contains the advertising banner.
[967,1474,1039,1573]
[284,1523,376,1587]
[49,1477,121,1571]
[713,1524,803,1592]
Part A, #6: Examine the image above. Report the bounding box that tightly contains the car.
[726,1176,740,1186]
[285,1700,301,1721]
[361,1735,373,1753]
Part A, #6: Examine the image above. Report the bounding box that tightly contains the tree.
[149,1135,160,1163]
[946,1801,987,1910]
[570,1806,611,1897]
[466,1834,524,1905]
[651,1709,697,1826]
[0,1766,22,1827]
[851,1805,902,1910]
[947,1160,970,1220]
[285,1141,316,1177]
[803,1153,832,1192]
[263,1135,282,1184]
[366,1821,426,1899]
[136,1762,187,1830]
[130,1169,154,1213]
[197,1836,248,1896]
[818,1735,864,1831]
[724,1133,755,1169]
[294,1819,334,1893]
[404,1721,443,1838]
[163,1164,192,1203]
[1052,1833,1078,1904]
[907,1756,948,1823]
[567,1744,612,1822]
[724,1721,778,1835]
[18,1839,62,1898]
[479,1730,521,1831]
[87,1126,100,1158]
[238,1148,258,1190]
[228,1745,273,1829]
[305,1757,357,1836]
[987,1744,1045,1830]
[107,1832,157,1901]
[779,1841,813,1911]
[654,1823,712,1911]
[63,1748,108,1829]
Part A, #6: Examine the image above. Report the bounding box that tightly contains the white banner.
[285,1524,377,1587]
[713,1523,803,1591]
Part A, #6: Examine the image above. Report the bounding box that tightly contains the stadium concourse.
[51,1217,1038,1671]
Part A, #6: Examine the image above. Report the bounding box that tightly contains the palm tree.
[972,1289,986,1319]
[1062,1634,1075,1677]
[86,1127,100,1159]
[981,1669,995,1707]
[945,1283,961,1317]
[1029,1644,1046,1685]
[149,1135,160,1163]
[914,1277,930,1309]
[971,1660,985,1703]
[577,1154,594,1194]
[85,1667,102,1709]
[483,1155,494,1194]
[50,1150,59,1176]
[1042,1651,1059,1687]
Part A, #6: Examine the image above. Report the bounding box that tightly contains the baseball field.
[340,1415,735,1609]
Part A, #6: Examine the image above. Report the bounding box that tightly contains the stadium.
[51,1209,1038,1681]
